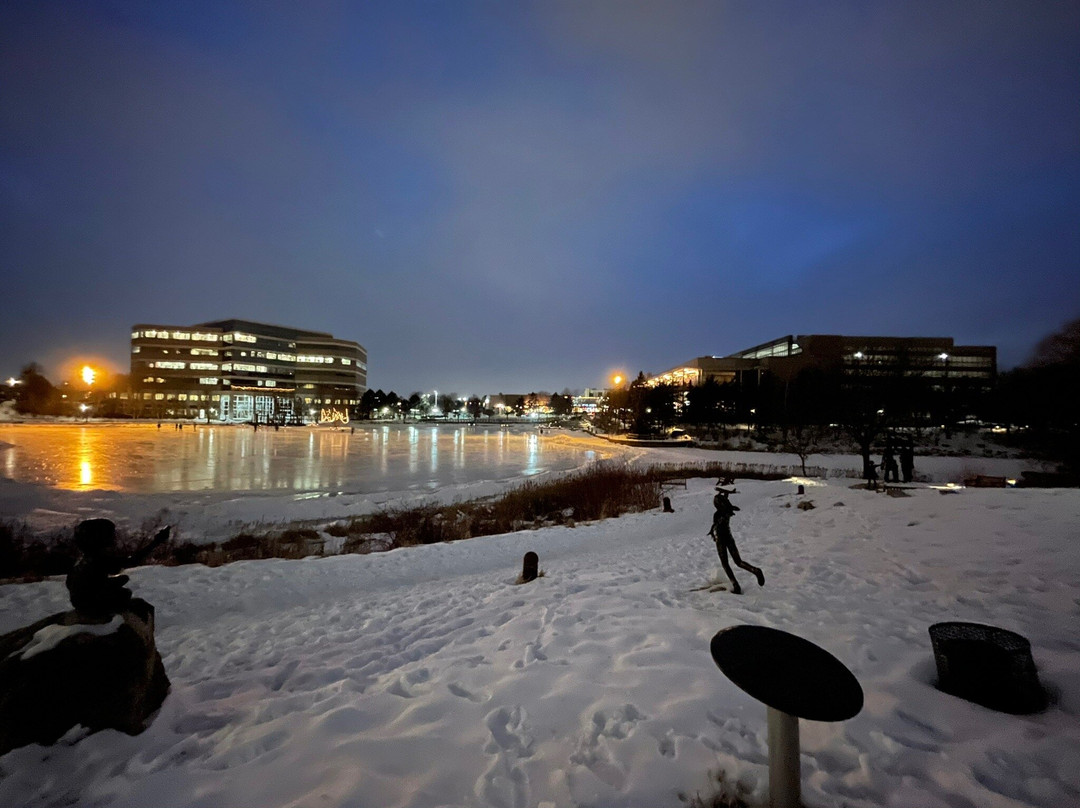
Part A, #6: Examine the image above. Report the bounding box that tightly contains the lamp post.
[938,352,951,437]
[80,366,95,421]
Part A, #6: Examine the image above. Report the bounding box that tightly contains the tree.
[783,423,828,476]
[549,392,573,417]
[14,363,62,416]
[466,396,484,418]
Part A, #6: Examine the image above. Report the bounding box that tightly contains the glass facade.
[131,319,367,420]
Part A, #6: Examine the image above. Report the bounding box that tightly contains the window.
[191,332,219,342]
[170,331,191,341]
[190,362,218,371]
[154,361,186,370]
[131,346,140,353]
[199,378,218,385]
[342,358,351,365]
[233,332,257,343]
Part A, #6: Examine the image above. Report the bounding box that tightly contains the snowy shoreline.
[0,428,1055,543]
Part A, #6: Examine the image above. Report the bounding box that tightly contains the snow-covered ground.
[1,475,1077,808]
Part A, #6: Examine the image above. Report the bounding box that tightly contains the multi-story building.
[649,334,996,390]
[130,319,366,421]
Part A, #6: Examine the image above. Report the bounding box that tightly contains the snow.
[16,615,124,661]
[1,475,1078,807]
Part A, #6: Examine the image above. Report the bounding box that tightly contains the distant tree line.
[354,389,575,420]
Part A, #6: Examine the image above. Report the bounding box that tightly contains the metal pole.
[767,706,800,808]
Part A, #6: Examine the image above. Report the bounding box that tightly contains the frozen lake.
[0,423,613,494]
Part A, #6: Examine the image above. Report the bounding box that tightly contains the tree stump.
[520,552,539,583]
[662,496,674,512]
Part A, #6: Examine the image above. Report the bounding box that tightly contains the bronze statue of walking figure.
[708,486,764,595]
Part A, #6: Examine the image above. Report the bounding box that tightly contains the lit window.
[342,358,351,365]
[233,332,257,343]
[191,332,219,342]
[199,378,219,385]
[155,361,186,370]
[132,346,141,353]
[233,363,257,372]
[131,331,139,339]
[171,331,191,340]
[178,394,188,401]
[256,365,268,373]
[265,380,276,387]
[221,363,232,372]
[154,393,164,401]
[190,362,218,371]
[266,352,277,360]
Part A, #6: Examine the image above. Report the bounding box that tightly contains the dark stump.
[520,551,539,583]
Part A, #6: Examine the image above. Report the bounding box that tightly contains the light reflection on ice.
[0,423,607,494]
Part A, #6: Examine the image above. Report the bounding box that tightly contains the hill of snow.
[1,477,1078,807]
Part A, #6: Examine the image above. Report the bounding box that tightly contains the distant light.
[938,353,949,361]
[81,366,96,386]
[853,352,864,359]
[5,377,17,387]
[79,404,88,412]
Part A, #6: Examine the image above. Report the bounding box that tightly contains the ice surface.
[0,476,1077,808]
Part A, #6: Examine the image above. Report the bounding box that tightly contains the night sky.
[2,2,1078,395]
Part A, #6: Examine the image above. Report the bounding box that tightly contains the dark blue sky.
[3,1,1078,394]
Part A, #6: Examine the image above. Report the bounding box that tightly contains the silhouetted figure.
[883,449,899,483]
[66,520,170,618]
[900,440,915,483]
[864,458,879,491]
[709,488,763,595]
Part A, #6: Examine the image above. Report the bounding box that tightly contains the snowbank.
[1,478,1077,807]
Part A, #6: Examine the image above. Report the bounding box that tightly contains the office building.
[130,319,366,421]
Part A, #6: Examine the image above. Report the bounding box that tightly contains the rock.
[0,599,169,755]
[797,500,816,510]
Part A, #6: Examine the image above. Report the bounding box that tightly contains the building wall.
[131,320,366,420]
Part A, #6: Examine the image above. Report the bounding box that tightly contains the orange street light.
[81,366,96,386]
[612,374,623,387]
